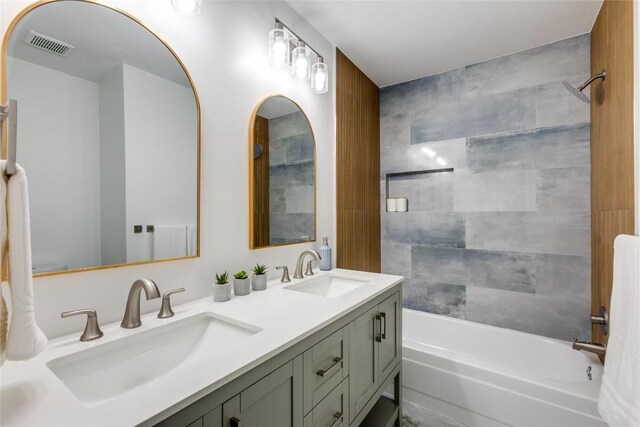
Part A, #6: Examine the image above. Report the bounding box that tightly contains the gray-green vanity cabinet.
[349,293,401,423]
[153,287,401,427]
[222,356,303,427]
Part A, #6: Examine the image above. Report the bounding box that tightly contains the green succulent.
[234,270,249,280]
[252,263,268,275]
[215,272,229,284]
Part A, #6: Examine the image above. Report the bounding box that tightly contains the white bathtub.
[402,309,607,427]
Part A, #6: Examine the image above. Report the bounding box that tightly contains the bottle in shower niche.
[319,237,332,271]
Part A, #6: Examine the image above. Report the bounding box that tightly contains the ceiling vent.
[23,31,75,56]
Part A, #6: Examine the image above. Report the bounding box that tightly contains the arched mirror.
[2,0,200,276]
[249,96,315,249]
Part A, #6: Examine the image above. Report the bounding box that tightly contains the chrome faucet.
[121,278,161,329]
[573,339,607,357]
[293,250,321,279]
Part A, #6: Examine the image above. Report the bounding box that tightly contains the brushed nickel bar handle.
[230,416,241,427]
[328,411,343,427]
[316,356,343,377]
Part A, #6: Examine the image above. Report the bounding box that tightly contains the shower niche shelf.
[384,167,454,203]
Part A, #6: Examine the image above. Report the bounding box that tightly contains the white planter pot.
[213,282,231,302]
[252,274,267,291]
[234,278,251,296]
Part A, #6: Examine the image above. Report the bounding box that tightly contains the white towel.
[186,224,197,256]
[153,225,187,260]
[598,234,640,426]
[1,162,47,364]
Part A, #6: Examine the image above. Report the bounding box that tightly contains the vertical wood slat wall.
[590,0,635,344]
[253,116,270,247]
[336,49,381,272]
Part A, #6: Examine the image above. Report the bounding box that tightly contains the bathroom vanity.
[0,270,403,427]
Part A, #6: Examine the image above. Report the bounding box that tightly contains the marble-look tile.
[270,213,314,242]
[269,111,310,138]
[381,113,411,150]
[465,287,591,341]
[380,68,465,117]
[381,241,412,277]
[466,211,590,256]
[536,80,590,127]
[382,212,465,247]
[270,162,314,189]
[454,169,537,212]
[269,188,285,213]
[466,123,590,172]
[284,134,314,163]
[269,139,286,166]
[388,171,454,211]
[412,247,536,293]
[406,138,467,170]
[536,166,590,211]
[403,280,466,319]
[465,34,590,98]
[535,254,591,299]
[402,401,469,427]
[381,144,411,176]
[285,185,314,214]
[411,88,536,144]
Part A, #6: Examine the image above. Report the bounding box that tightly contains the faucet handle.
[158,288,185,319]
[61,309,104,342]
[305,260,315,276]
[276,266,291,283]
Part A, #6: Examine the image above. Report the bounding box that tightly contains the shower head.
[562,81,591,104]
[562,70,606,104]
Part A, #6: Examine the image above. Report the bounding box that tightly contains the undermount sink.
[284,274,369,298]
[47,312,260,405]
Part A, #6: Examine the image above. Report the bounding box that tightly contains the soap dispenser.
[319,237,332,271]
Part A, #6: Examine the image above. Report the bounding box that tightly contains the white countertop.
[0,269,403,427]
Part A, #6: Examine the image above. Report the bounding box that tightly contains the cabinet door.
[348,306,379,423]
[203,406,222,427]
[378,292,401,381]
[222,356,303,427]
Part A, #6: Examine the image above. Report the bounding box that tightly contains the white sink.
[284,274,369,298]
[47,312,260,405]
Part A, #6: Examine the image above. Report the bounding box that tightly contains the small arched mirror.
[249,96,315,249]
[2,0,200,276]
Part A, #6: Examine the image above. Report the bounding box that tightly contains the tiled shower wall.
[380,34,591,341]
[269,111,315,244]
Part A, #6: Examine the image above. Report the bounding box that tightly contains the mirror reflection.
[250,96,315,248]
[5,1,199,275]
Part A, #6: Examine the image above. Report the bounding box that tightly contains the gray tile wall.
[380,34,591,341]
[269,111,315,244]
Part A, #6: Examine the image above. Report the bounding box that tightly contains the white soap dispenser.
[319,237,332,271]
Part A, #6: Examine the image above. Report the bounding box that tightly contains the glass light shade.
[311,60,329,94]
[291,42,311,81]
[171,0,202,16]
[269,27,290,68]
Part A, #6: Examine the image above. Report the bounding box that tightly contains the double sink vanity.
[1,269,403,427]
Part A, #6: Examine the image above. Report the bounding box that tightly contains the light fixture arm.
[274,17,323,60]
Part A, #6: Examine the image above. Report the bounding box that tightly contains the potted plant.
[213,272,231,302]
[234,270,251,296]
[252,264,268,291]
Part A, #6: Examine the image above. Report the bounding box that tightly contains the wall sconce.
[171,0,202,16]
[269,18,328,94]
[269,21,290,67]
[311,56,328,94]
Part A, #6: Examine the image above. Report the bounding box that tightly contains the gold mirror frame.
[1,0,201,278]
[249,95,317,249]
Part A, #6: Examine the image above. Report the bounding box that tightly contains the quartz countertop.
[0,269,403,427]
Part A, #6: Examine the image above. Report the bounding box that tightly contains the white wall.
[1,0,336,338]
[99,64,127,265]
[7,57,102,271]
[122,64,197,262]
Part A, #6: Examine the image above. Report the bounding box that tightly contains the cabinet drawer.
[303,328,349,414]
[303,379,348,427]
